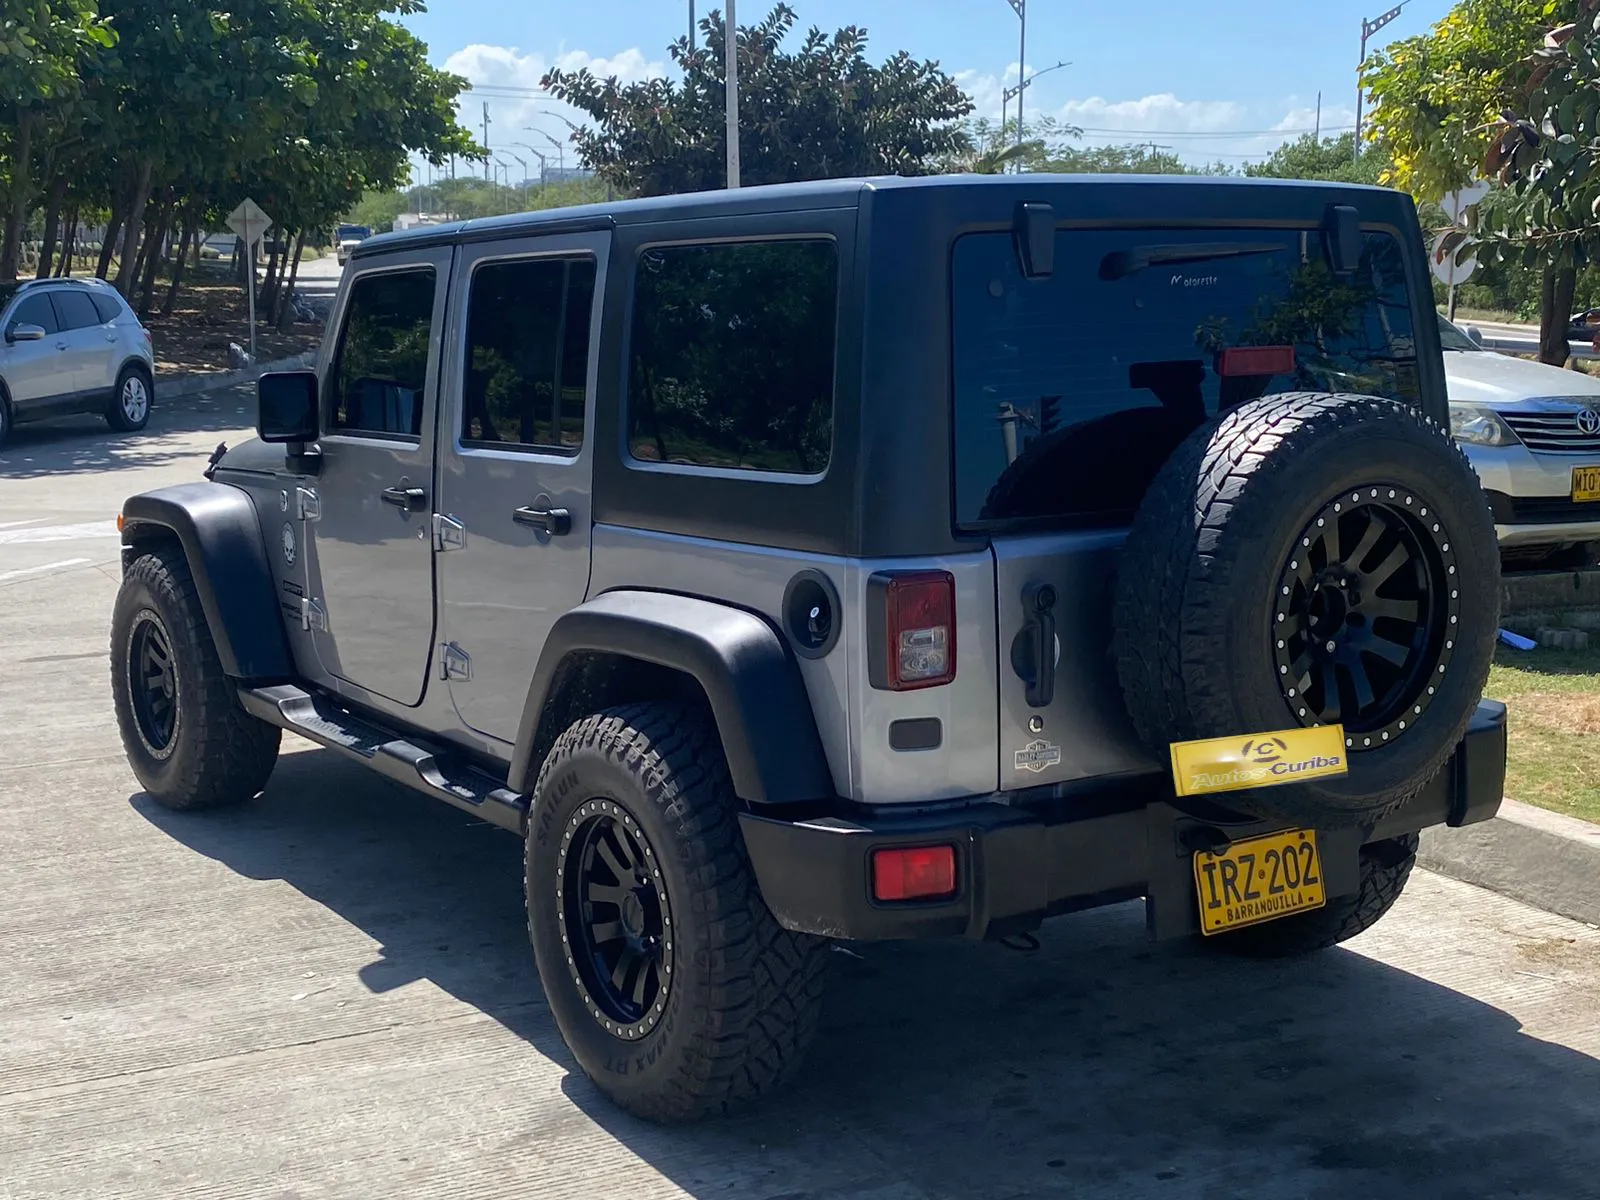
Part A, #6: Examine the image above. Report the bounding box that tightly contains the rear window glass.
[51,289,101,331]
[90,292,123,323]
[951,228,1420,528]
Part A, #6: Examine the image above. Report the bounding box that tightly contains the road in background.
[2,391,1598,1199]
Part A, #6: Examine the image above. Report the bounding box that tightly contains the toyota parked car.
[0,277,155,449]
[1442,313,1600,569]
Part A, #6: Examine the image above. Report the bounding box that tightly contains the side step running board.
[239,684,528,833]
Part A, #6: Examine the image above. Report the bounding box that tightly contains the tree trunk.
[113,160,154,295]
[96,206,123,279]
[0,110,39,281]
[137,200,172,317]
[1540,262,1579,366]
[55,206,79,275]
[35,177,67,280]
[276,235,305,331]
[258,235,283,315]
[162,222,196,316]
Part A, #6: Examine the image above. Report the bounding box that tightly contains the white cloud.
[416,44,666,185]
[1060,93,1247,135]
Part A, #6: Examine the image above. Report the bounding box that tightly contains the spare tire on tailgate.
[1114,391,1499,827]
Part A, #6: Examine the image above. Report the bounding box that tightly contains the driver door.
[302,248,452,706]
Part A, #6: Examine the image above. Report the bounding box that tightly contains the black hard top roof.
[351,173,1402,260]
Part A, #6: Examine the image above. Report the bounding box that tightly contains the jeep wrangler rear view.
[110,175,1507,1123]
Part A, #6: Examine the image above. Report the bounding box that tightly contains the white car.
[0,277,155,449]
[1442,314,1600,567]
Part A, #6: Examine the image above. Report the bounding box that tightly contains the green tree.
[1245,133,1386,184]
[543,4,973,196]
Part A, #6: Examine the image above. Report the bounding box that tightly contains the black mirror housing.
[257,370,321,443]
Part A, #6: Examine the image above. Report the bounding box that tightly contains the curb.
[1419,799,1600,928]
[158,350,318,399]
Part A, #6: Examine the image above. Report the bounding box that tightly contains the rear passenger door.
[434,232,606,743]
[302,248,452,706]
[49,289,115,396]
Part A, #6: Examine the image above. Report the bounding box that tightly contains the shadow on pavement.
[0,383,257,479]
[135,746,1600,1200]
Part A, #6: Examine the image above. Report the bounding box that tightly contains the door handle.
[512,504,572,536]
[380,485,428,512]
[105,333,118,343]
[54,342,68,351]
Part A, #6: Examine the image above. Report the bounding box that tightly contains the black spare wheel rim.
[127,609,180,758]
[558,799,674,1041]
[1272,484,1457,751]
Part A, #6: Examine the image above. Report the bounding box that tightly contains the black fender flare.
[507,590,836,807]
[119,482,293,681]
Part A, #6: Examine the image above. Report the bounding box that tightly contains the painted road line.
[0,558,91,584]
[0,520,118,545]
[0,519,47,531]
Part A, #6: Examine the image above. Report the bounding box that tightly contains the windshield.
[952,226,1420,528]
[1437,313,1482,352]
[337,225,370,241]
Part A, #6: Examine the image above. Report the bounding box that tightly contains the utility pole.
[482,102,492,181]
[1006,0,1026,147]
[725,0,740,188]
[1356,3,1408,165]
[689,0,696,48]
[1315,91,1322,140]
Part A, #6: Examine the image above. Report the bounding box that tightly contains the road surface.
[1,390,1598,1199]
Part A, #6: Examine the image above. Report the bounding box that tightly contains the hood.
[1442,349,1600,407]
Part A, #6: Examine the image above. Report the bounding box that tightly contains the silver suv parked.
[0,277,155,447]
[110,176,1508,1124]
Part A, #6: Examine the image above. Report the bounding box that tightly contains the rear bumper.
[740,700,1508,943]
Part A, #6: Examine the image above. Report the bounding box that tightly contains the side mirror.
[1466,325,1485,347]
[257,370,321,443]
[7,323,47,343]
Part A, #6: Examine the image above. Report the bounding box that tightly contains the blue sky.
[396,0,1452,180]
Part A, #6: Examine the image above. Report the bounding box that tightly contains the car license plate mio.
[1193,828,1326,936]
[1572,466,1600,503]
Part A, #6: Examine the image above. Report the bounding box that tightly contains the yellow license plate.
[1572,466,1600,503]
[1193,828,1326,936]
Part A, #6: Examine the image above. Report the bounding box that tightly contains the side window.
[627,239,837,474]
[89,292,123,324]
[8,293,59,336]
[461,256,595,453]
[51,290,102,332]
[328,268,436,437]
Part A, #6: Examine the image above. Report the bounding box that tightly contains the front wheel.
[1202,834,1419,958]
[526,704,830,1123]
[106,365,152,432]
[111,547,281,809]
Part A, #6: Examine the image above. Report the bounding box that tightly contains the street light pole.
[689,0,696,48]
[512,143,548,196]
[1355,2,1409,165]
[725,0,740,188]
[1001,58,1069,164]
[1005,0,1026,146]
[508,153,529,210]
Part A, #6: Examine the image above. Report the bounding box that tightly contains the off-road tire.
[526,703,830,1124]
[111,547,281,809]
[1115,392,1498,827]
[1203,834,1419,957]
[105,364,152,433]
[0,388,11,448]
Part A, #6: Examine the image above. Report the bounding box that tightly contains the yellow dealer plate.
[1194,828,1326,935]
[1572,465,1600,503]
[1169,725,1348,799]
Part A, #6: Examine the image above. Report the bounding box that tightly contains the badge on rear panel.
[1014,739,1062,773]
[280,521,296,567]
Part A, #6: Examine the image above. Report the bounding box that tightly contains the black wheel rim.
[557,799,673,1041]
[127,610,179,755]
[1272,484,1458,750]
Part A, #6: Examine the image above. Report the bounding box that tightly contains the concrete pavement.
[2,388,1599,1200]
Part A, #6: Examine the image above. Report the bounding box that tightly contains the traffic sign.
[226,197,273,247]
[1431,230,1478,286]
[1441,182,1491,223]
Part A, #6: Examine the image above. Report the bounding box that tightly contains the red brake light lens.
[872,845,957,902]
[884,571,956,690]
[1217,345,1295,377]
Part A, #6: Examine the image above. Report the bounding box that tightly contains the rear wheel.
[0,388,11,448]
[106,364,152,432]
[1115,393,1499,827]
[526,703,830,1123]
[1203,834,1418,957]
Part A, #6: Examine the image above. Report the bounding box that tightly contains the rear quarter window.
[952,227,1420,529]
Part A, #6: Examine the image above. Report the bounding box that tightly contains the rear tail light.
[875,570,956,690]
[872,845,957,902]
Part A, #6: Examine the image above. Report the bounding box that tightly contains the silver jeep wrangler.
[111,175,1508,1123]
